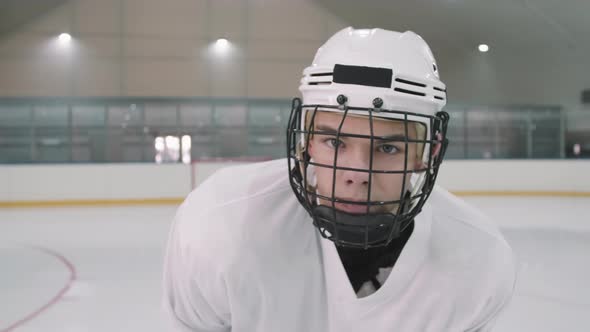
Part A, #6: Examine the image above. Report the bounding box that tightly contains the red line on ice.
[0,246,77,332]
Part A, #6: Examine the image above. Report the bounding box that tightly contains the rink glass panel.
[0,97,584,163]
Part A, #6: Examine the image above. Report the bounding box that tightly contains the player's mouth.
[333,199,371,214]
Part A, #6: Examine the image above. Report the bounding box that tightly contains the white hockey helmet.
[300,27,446,148]
[287,27,450,248]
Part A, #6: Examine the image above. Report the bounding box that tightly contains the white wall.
[0,163,190,202]
[0,160,588,204]
[0,0,341,99]
[437,160,590,192]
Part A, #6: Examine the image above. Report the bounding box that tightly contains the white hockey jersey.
[162,159,516,332]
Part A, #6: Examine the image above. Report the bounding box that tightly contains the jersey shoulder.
[171,159,297,264]
[427,185,516,283]
[429,185,506,242]
[189,158,290,209]
[427,186,517,325]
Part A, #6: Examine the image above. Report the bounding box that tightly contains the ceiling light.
[478,44,489,53]
[216,38,229,47]
[58,33,72,43]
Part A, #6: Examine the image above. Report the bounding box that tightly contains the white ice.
[0,196,589,331]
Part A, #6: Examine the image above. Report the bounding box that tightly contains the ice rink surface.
[1,196,589,331]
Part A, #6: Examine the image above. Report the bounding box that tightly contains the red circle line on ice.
[0,246,77,332]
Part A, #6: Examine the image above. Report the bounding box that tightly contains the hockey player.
[163,27,516,332]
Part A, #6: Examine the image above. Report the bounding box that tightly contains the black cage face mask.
[287,97,449,249]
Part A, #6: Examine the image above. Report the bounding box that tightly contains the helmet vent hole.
[310,72,333,77]
[434,96,445,100]
[394,87,426,97]
[307,72,333,86]
[395,77,427,88]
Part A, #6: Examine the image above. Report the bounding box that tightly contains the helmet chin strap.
[311,190,414,248]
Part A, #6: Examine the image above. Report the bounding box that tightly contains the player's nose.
[341,148,371,186]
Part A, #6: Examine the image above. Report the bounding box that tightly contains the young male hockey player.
[163,27,516,332]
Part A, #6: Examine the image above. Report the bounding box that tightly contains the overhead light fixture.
[216,38,229,48]
[210,38,232,56]
[58,33,72,43]
[478,44,489,53]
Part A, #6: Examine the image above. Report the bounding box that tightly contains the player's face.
[307,111,425,214]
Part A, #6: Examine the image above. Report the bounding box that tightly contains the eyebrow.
[314,124,409,142]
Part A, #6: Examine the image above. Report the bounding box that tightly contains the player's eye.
[377,144,399,155]
[324,138,344,149]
